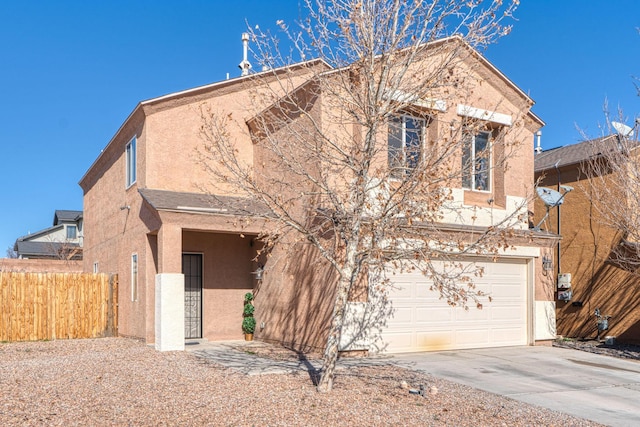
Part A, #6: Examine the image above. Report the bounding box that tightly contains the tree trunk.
[316,273,352,393]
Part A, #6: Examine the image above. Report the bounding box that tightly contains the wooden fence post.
[106,274,118,337]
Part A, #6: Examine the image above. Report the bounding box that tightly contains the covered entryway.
[141,189,268,351]
[183,253,203,339]
[382,258,529,353]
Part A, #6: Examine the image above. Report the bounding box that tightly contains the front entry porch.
[155,229,263,351]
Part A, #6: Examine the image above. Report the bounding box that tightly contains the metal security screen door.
[183,253,203,339]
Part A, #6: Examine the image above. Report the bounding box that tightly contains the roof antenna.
[239,33,252,76]
[534,130,542,154]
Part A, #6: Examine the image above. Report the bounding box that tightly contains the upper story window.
[462,131,491,192]
[388,114,427,177]
[126,136,137,188]
[66,225,77,239]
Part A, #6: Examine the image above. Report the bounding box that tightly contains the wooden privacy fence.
[0,272,118,342]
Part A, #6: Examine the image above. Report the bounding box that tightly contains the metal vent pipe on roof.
[239,33,252,76]
[535,130,542,154]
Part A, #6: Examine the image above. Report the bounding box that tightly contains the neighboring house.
[14,210,83,260]
[535,136,640,343]
[80,38,556,353]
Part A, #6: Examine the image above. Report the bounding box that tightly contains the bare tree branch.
[198,0,528,393]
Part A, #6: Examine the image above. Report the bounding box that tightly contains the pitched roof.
[14,240,82,259]
[15,224,64,242]
[139,189,272,217]
[534,135,618,173]
[53,210,83,225]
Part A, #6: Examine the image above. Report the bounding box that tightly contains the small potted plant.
[242,292,256,341]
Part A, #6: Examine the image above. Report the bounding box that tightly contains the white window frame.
[93,262,99,273]
[462,130,492,192]
[126,136,137,188]
[131,253,138,302]
[66,225,77,240]
[388,114,427,177]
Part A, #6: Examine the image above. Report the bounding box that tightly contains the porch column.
[155,223,184,351]
[157,223,183,274]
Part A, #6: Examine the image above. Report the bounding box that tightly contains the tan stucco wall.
[80,49,544,348]
[534,245,557,302]
[536,164,640,343]
[254,240,337,351]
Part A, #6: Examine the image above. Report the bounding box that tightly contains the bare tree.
[583,111,640,271]
[199,0,530,392]
[5,246,18,259]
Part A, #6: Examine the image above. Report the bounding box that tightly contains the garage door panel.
[417,331,454,350]
[491,283,525,298]
[454,307,489,321]
[490,327,527,343]
[388,307,414,324]
[491,305,526,321]
[381,259,528,353]
[383,331,414,352]
[416,307,453,322]
[389,284,414,298]
[456,329,490,346]
[471,283,492,293]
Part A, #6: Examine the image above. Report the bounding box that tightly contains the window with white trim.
[388,114,426,176]
[131,253,138,302]
[462,131,491,192]
[126,136,137,187]
[93,262,99,273]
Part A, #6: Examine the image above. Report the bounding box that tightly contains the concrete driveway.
[392,345,640,427]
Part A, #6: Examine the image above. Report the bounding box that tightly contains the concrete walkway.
[187,340,640,426]
[393,346,640,427]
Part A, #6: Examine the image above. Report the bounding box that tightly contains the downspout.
[554,161,561,278]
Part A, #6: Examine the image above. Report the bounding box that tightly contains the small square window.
[66,225,77,239]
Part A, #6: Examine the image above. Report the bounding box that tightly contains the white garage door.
[381,258,528,353]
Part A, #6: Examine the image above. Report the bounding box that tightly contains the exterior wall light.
[542,255,553,273]
[252,265,264,281]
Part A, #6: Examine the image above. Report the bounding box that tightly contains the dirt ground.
[0,337,602,426]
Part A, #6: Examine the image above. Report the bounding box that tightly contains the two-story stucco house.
[14,210,83,260]
[80,37,557,353]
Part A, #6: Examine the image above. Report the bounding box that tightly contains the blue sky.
[1,1,639,254]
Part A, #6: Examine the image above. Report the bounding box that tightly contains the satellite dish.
[536,187,566,207]
[612,121,634,137]
[533,186,574,231]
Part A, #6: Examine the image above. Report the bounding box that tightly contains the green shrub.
[242,292,256,334]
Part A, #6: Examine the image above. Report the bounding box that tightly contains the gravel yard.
[0,338,601,426]
[554,337,640,360]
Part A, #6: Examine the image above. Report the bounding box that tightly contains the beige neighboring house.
[535,136,640,343]
[13,210,83,261]
[80,39,557,353]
